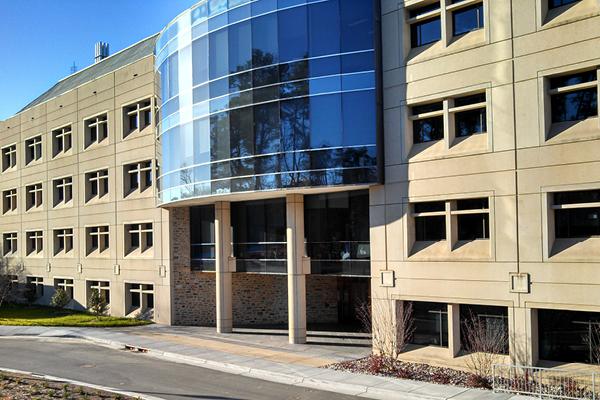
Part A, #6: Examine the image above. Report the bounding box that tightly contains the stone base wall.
[307,275,339,324]
[232,273,288,326]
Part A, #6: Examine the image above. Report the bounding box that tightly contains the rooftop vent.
[94,42,110,63]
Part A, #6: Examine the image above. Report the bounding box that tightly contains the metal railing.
[493,364,598,399]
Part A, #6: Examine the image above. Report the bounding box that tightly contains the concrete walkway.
[0,325,535,400]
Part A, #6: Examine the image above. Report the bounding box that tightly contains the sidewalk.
[0,325,535,400]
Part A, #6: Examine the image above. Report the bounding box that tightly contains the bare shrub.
[462,313,509,380]
[358,300,414,358]
[583,322,600,365]
[87,289,108,316]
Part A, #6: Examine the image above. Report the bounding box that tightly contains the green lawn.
[0,305,152,327]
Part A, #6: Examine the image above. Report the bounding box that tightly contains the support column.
[286,194,308,344]
[509,307,538,366]
[215,202,233,334]
[448,303,461,357]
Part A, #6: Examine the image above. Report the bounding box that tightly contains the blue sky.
[0,1,200,120]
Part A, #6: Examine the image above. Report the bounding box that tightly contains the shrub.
[24,283,39,304]
[87,289,108,316]
[50,288,70,309]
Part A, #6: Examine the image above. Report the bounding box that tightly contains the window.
[549,0,580,9]
[550,70,598,123]
[411,301,449,347]
[84,114,108,148]
[26,276,44,298]
[3,232,17,255]
[52,125,72,157]
[190,206,216,271]
[460,305,509,355]
[305,191,371,276]
[1,144,16,172]
[25,183,43,211]
[409,3,441,48]
[54,278,74,299]
[452,93,487,137]
[85,169,109,202]
[553,189,600,238]
[455,198,489,240]
[413,201,446,241]
[411,102,444,143]
[231,199,286,273]
[26,231,43,256]
[53,228,74,256]
[2,189,17,214]
[452,2,484,36]
[123,99,152,137]
[86,226,110,256]
[87,281,110,306]
[25,136,42,165]
[125,223,153,255]
[126,283,154,313]
[539,309,600,363]
[123,160,152,196]
[52,177,73,207]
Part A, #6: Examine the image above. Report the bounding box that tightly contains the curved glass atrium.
[156,0,379,204]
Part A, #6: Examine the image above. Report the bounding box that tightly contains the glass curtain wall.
[155,0,378,204]
[190,205,216,270]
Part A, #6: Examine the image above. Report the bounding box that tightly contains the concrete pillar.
[448,303,461,357]
[509,307,538,366]
[215,201,233,334]
[286,194,308,344]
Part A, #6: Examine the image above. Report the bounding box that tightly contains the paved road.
[0,338,359,400]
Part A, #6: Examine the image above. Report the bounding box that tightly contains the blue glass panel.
[208,12,228,31]
[193,118,211,164]
[341,73,375,91]
[229,0,249,7]
[209,29,229,79]
[229,106,255,158]
[209,77,229,98]
[309,75,341,95]
[342,90,376,146]
[341,52,375,74]
[192,20,208,40]
[452,4,484,36]
[308,0,340,57]
[281,97,310,153]
[193,84,209,104]
[191,2,209,24]
[309,56,340,78]
[411,17,441,47]
[254,102,281,155]
[252,13,278,68]
[210,111,230,162]
[228,3,251,24]
[549,0,579,9]
[278,0,305,7]
[278,6,308,63]
[310,94,343,148]
[192,37,209,85]
[210,95,229,113]
[160,52,179,100]
[209,0,227,15]
[228,20,252,73]
[161,96,180,118]
[251,0,277,15]
[340,0,373,52]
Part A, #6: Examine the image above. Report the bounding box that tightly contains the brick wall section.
[232,274,288,326]
[306,275,339,324]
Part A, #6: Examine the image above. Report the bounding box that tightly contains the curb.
[0,366,164,400]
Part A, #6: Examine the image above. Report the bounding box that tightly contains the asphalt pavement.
[0,338,359,400]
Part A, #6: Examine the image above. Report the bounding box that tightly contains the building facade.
[1,0,600,367]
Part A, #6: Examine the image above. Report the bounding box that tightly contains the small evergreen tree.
[87,289,108,316]
[50,288,70,308]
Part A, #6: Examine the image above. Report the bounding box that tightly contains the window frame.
[25,183,43,211]
[1,144,17,172]
[83,112,109,149]
[124,222,153,257]
[54,277,74,299]
[53,228,74,257]
[24,135,43,165]
[26,276,44,298]
[25,230,44,256]
[123,98,153,139]
[86,225,110,257]
[86,280,110,307]
[2,188,17,214]
[125,282,155,314]
[85,168,109,203]
[52,176,73,207]
[123,160,153,197]
[51,125,73,158]
[2,232,18,256]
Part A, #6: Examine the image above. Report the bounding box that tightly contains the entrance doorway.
[338,277,370,329]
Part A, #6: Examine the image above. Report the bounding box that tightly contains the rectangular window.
[452,93,487,137]
[411,301,449,347]
[409,3,441,48]
[2,189,17,214]
[1,144,17,172]
[85,169,109,202]
[123,99,152,138]
[454,198,490,240]
[25,183,43,211]
[127,283,154,313]
[53,228,73,256]
[27,276,44,298]
[460,304,509,355]
[52,177,73,207]
[411,102,444,143]
[3,232,17,255]
[54,278,74,299]
[539,309,600,363]
[26,231,43,256]
[25,136,42,165]
[549,0,580,9]
[125,223,153,255]
[86,226,110,256]
[84,114,108,148]
[123,160,152,196]
[550,70,598,123]
[452,2,484,36]
[554,189,600,238]
[88,280,110,305]
[413,201,446,241]
[52,125,72,157]
[190,205,216,271]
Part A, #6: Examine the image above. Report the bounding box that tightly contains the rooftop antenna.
[70,62,78,74]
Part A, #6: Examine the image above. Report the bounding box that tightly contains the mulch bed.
[0,371,136,400]
[326,355,491,389]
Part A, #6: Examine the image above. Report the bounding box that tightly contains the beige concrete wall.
[376,0,600,366]
[0,55,171,324]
